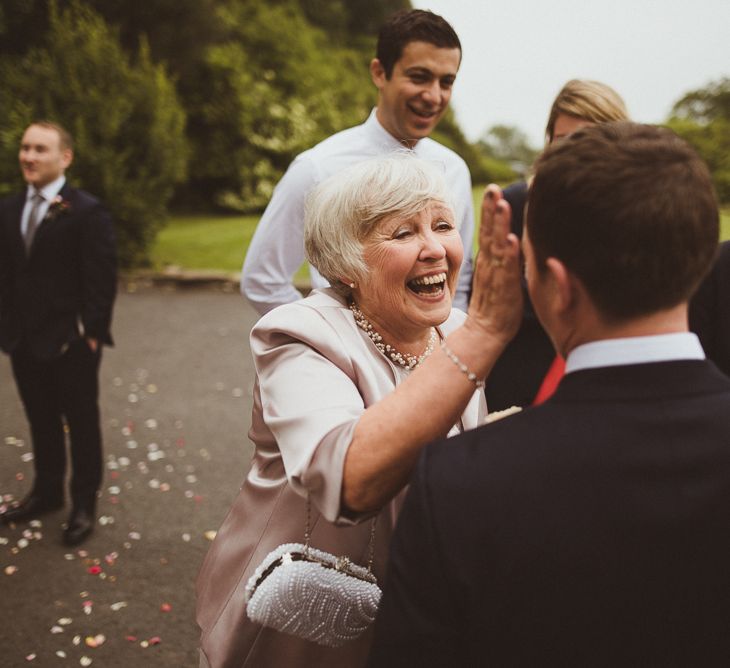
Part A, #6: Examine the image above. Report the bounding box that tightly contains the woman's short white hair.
[304,152,454,297]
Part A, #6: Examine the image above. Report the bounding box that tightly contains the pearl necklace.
[349,302,437,370]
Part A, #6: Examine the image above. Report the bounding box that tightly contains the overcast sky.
[412,0,730,147]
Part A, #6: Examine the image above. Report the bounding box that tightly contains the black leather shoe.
[63,507,95,546]
[2,494,64,523]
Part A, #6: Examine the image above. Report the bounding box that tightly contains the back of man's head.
[527,121,719,321]
[376,9,461,79]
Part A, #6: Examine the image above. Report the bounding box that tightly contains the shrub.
[0,1,188,266]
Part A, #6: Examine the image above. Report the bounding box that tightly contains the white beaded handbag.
[244,497,381,647]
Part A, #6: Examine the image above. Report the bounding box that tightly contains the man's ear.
[545,257,575,316]
[369,58,386,89]
[61,148,73,171]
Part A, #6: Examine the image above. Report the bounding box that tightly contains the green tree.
[666,78,730,203]
[0,1,188,266]
[185,0,374,211]
[432,112,517,185]
[477,124,539,176]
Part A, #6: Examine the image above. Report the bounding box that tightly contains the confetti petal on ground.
[110,601,127,611]
[160,603,172,612]
[85,634,106,648]
[4,565,18,575]
[80,657,93,666]
[204,530,217,541]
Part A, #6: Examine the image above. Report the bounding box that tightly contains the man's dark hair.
[527,121,719,321]
[29,120,73,151]
[376,9,461,79]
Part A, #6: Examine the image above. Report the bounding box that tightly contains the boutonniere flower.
[45,195,71,221]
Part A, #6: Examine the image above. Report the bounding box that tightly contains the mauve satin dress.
[196,289,487,667]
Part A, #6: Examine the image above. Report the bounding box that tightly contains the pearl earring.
[349,282,356,289]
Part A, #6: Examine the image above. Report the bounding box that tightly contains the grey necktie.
[24,190,44,253]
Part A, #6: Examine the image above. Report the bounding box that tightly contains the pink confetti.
[160,603,172,613]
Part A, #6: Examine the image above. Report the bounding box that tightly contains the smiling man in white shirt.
[241,9,474,315]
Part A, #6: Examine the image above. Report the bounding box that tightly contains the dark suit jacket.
[485,180,555,410]
[370,360,730,667]
[0,183,117,360]
[690,240,730,377]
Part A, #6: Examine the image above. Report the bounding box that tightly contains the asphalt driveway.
[1,280,260,667]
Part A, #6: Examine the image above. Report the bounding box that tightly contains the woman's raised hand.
[467,184,523,345]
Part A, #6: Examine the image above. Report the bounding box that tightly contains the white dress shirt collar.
[565,333,705,374]
[365,108,423,152]
[27,175,66,203]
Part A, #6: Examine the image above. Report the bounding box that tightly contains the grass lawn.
[150,198,730,274]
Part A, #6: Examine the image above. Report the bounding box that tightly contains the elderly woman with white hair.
[196,154,522,667]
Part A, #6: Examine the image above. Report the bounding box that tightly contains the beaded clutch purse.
[244,498,381,647]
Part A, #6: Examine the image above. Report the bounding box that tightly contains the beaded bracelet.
[441,343,485,389]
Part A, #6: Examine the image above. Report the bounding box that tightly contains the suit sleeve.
[367,445,466,667]
[251,304,370,524]
[240,155,316,315]
[80,202,117,344]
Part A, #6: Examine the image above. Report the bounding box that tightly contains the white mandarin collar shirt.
[241,108,475,315]
[21,175,66,236]
[565,332,705,374]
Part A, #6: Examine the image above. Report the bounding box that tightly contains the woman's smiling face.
[354,200,463,347]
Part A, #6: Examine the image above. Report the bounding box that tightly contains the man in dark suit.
[369,122,730,666]
[0,121,116,546]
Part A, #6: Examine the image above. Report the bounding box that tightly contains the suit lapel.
[27,183,74,255]
[5,192,27,261]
